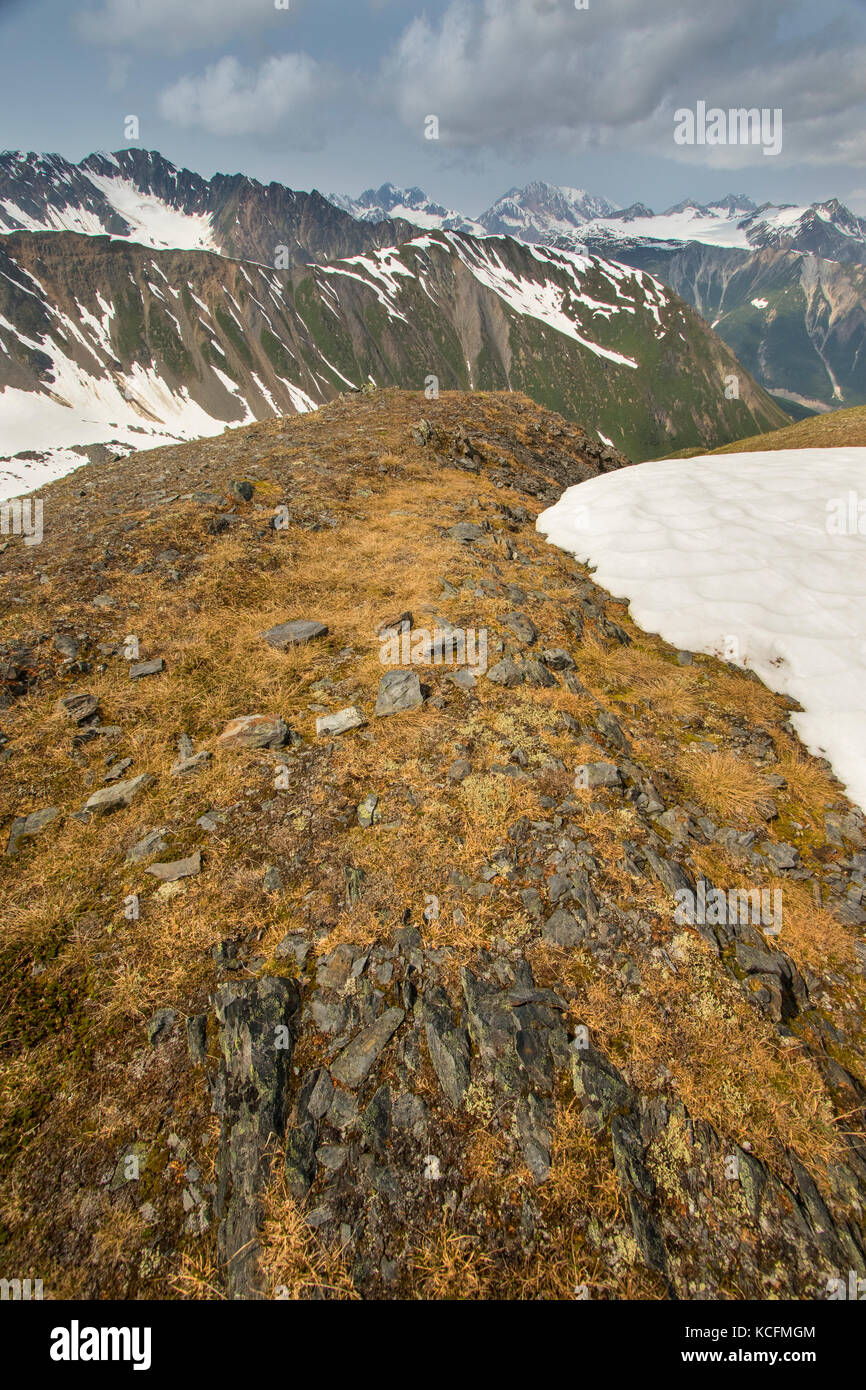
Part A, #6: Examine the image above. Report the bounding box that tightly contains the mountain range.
[333,181,866,415]
[0,149,415,267]
[2,148,855,486]
[0,222,788,495]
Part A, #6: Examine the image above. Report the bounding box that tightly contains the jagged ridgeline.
[0,390,864,1300]
[0,225,787,480]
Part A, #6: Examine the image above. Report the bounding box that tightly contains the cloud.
[381,0,866,167]
[158,53,327,137]
[76,0,287,53]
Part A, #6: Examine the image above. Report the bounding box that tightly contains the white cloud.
[381,0,866,167]
[76,0,286,53]
[158,54,326,138]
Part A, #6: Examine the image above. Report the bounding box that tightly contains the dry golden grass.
[409,1217,493,1299]
[573,935,844,1174]
[675,746,779,826]
[709,666,791,727]
[769,879,857,976]
[259,1162,358,1300]
[774,738,842,811]
[169,1251,226,1300]
[575,637,706,723]
[710,403,866,455]
[530,1099,665,1300]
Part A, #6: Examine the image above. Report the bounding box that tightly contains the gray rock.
[595,709,631,752]
[299,1068,334,1123]
[186,1013,208,1065]
[422,987,472,1109]
[522,660,558,688]
[216,714,289,749]
[361,1084,392,1154]
[447,668,477,691]
[357,794,380,828]
[571,1044,633,1130]
[330,1007,405,1088]
[103,757,133,783]
[375,670,423,717]
[317,1144,348,1171]
[275,932,310,968]
[59,692,99,724]
[263,865,283,894]
[5,806,59,857]
[448,522,485,543]
[285,1122,318,1199]
[540,648,575,671]
[542,908,587,947]
[448,758,472,783]
[53,633,80,659]
[147,1008,176,1045]
[316,706,366,737]
[326,1089,359,1133]
[146,851,201,883]
[171,751,211,777]
[503,612,537,644]
[82,773,155,815]
[486,659,524,687]
[129,658,165,680]
[212,976,300,1297]
[762,841,800,870]
[627,1190,668,1273]
[260,619,328,650]
[516,1093,552,1183]
[643,848,695,899]
[610,1113,655,1199]
[126,829,168,864]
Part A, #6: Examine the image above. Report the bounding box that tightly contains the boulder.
[260,620,328,650]
[375,670,423,717]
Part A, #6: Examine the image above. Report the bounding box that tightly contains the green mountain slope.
[0,229,789,492]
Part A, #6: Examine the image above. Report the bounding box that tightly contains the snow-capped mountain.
[575,196,866,264]
[328,182,484,235]
[0,149,415,266]
[476,181,621,239]
[565,198,866,412]
[0,227,786,495]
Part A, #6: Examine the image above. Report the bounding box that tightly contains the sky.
[2,0,866,215]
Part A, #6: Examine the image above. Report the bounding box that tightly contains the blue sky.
[2,0,866,214]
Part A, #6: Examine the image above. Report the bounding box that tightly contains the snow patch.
[537,449,866,811]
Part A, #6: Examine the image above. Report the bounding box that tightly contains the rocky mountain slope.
[0,149,413,266]
[572,239,866,415]
[0,228,787,494]
[1,388,865,1302]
